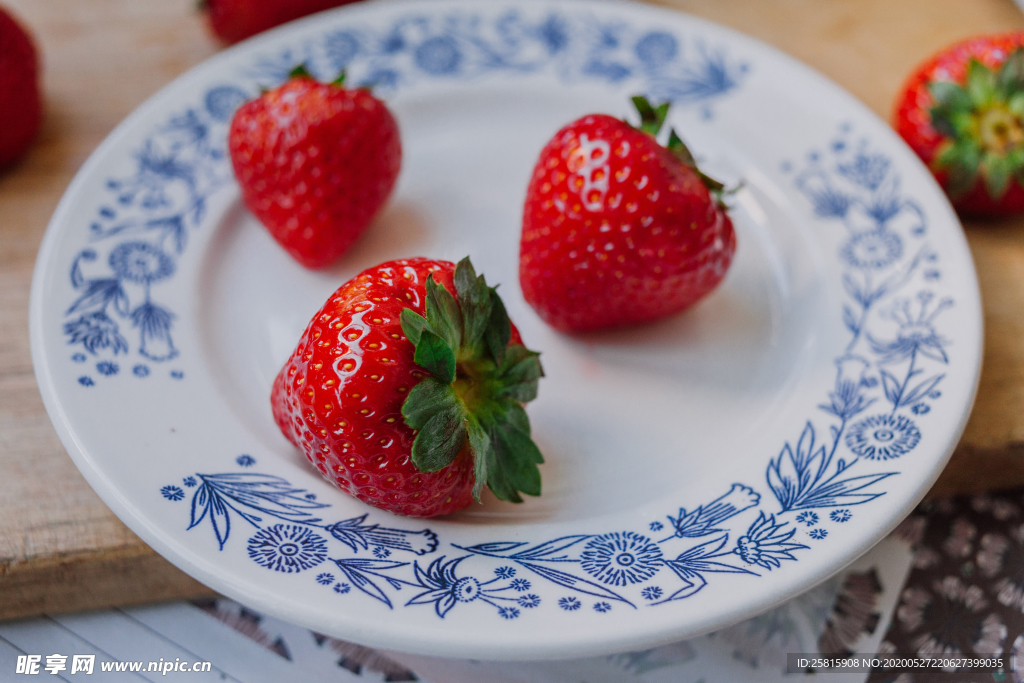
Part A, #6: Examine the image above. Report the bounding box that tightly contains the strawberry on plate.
[0,5,41,168]
[229,66,401,269]
[894,33,1024,216]
[203,0,363,44]
[271,257,545,518]
[520,97,736,333]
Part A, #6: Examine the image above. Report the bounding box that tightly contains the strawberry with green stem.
[894,34,1024,216]
[520,96,737,333]
[271,257,544,517]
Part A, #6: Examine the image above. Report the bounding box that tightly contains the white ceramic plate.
[30,0,981,661]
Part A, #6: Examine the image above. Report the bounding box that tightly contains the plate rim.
[29,0,983,660]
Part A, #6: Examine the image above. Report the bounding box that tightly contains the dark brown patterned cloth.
[867,491,1024,683]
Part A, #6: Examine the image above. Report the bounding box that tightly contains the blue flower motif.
[593,602,612,613]
[580,532,663,586]
[334,582,351,594]
[734,512,807,571]
[170,370,184,379]
[204,85,248,122]
[373,547,392,559]
[635,31,678,67]
[161,485,184,501]
[649,521,663,532]
[830,509,852,523]
[65,312,129,356]
[912,403,931,415]
[510,578,531,592]
[78,376,94,387]
[840,230,902,270]
[517,594,541,608]
[536,15,568,54]
[132,364,149,377]
[324,30,360,70]
[795,511,819,527]
[236,455,256,467]
[641,586,663,601]
[809,528,828,540]
[838,152,890,190]
[494,566,515,579]
[870,292,952,365]
[247,524,327,573]
[96,361,119,376]
[415,36,461,75]
[316,573,334,585]
[183,476,197,487]
[498,606,520,620]
[109,242,175,284]
[305,493,317,500]
[558,597,581,611]
[667,484,759,538]
[846,414,921,461]
[72,353,87,363]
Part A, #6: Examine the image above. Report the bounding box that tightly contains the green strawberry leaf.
[414,330,457,384]
[401,257,544,505]
[424,275,463,354]
[289,64,314,80]
[454,258,493,358]
[998,48,1024,99]
[484,288,512,366]
[983,151,1012,198]
[332,70,347,87]
[402,378,461,430]
[967,58,997,108]
[400,308,430,347]
[497,345,544,402]
[631,96,670,137]
[467,416,492,501]
[411,406,468,472]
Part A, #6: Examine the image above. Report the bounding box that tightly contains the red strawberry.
[229,66,401,269]
[204,0,361,44]
[0,5,41,168]
[520,97,736,333]
[894,33,1024,216]
[271,257,545,518]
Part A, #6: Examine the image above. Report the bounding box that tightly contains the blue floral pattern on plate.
[118,5,959,623]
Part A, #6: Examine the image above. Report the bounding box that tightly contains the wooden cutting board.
[2,0,1023,620]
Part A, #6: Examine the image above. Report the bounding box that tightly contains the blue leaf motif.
[520,562,634,607]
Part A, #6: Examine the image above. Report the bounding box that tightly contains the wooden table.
[3,0,1024,620]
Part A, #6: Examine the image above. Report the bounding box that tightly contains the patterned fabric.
[868,491,1024,682]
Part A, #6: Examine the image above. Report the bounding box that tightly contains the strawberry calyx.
[630,95,729,203]
[399,258,544,504]
[929,48,1024,199]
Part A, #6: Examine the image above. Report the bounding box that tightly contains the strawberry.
[203,0,362,44]
[894,33,1024,216]
[0,5,41,168]
[229,66,401,269]
[271,257,545,518]
[519,97,736,333]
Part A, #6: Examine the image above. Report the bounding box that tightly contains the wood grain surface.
[2,0,1023,620]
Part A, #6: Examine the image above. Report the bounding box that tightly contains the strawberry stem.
[400,258,544,503]
[631,95,732,204]
[928,47,1024,199]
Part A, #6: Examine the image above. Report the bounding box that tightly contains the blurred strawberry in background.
[0,5,41,168]
[203,0,363,44]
